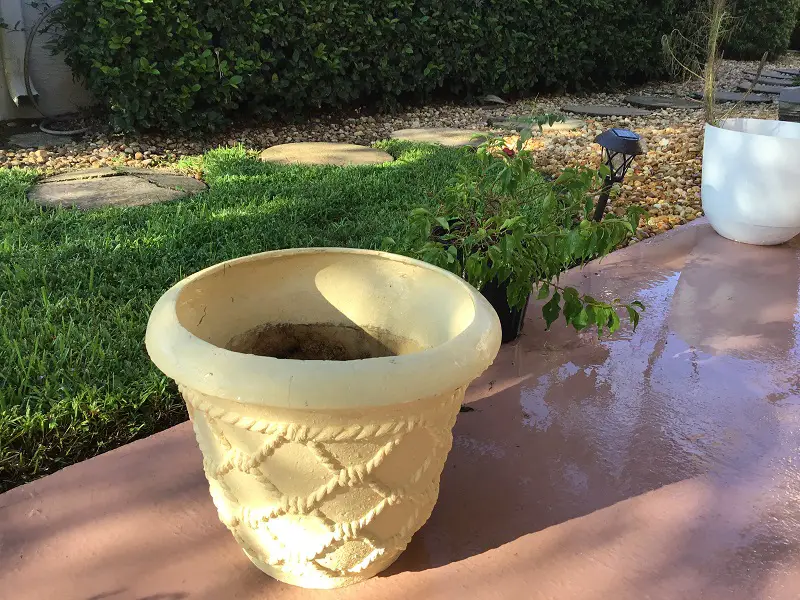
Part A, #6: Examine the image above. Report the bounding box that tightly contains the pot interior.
[175,251,477,360]
[225,322,421,360]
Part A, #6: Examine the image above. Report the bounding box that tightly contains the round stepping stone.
[736,82,789,95]
[742,76,796,87]
[28,168,206,210]
[779,88,800,123]
[258,142,393,166]
[390,128,486,147]
[744,69,794,80]
[624,95,702,110]
[482,94,508,105]
[9,131,74,148]
[43,167,117,182]
[116,167,209,192]
[487,116,586,132]
[561,104,651,117]
[692,91,774,104]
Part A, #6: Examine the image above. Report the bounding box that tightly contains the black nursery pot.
[479,278,531,344]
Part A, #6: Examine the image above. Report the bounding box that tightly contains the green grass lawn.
[0,141,476,491]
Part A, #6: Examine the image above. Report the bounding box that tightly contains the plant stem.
[721,51,769,122]
[704,0,727,125]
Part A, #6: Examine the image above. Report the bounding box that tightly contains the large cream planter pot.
[145,248,502,588]
[702,118,800,245]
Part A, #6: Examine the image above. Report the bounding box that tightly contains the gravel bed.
[3,55,799,242]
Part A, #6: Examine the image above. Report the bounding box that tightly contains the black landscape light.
[593,128,647,222]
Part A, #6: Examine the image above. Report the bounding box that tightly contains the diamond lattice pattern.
[190,396,459,580]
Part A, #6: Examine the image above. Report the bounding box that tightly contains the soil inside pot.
[226,323,422,360]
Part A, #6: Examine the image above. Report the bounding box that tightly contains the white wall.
[0,0,91,121]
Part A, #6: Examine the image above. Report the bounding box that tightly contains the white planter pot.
[702,118,800,245]
[146,248,501,588]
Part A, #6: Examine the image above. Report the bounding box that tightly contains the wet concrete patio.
[2,219,799,599]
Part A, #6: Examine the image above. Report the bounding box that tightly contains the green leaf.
[487,245,502,267]
[584,195,594,218]
[626,205,645,232]
[435,216,451,231]
[585,303,596,323]
[561,287,583,327]
[626,305,641,331]
[465,254,484,285]
[608,310,621,333]
[501,234,515,260]
[536,282,550,300]
[592,305,608,337]
[562,286,579,301]
[507,277,533,310]
[542,291,561,329]
[570,307,588,330]
[554,170,575,185]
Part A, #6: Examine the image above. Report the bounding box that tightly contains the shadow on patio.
[2,221,799,599]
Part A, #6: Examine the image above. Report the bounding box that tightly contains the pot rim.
[145,247,502,410]
[705,117,800,141]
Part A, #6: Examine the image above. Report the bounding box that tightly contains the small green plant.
[391,131,645,335]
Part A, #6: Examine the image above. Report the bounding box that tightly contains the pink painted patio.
[2,219,799,600]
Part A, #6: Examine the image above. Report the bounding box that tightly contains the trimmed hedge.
[792,9,800,50]
[725,0,800,59]
[55,0,692,131]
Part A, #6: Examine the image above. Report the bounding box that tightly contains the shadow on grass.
[0,141,475,491]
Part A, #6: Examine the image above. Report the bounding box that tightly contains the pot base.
[244,548,404,588]
[705,215,800,246]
